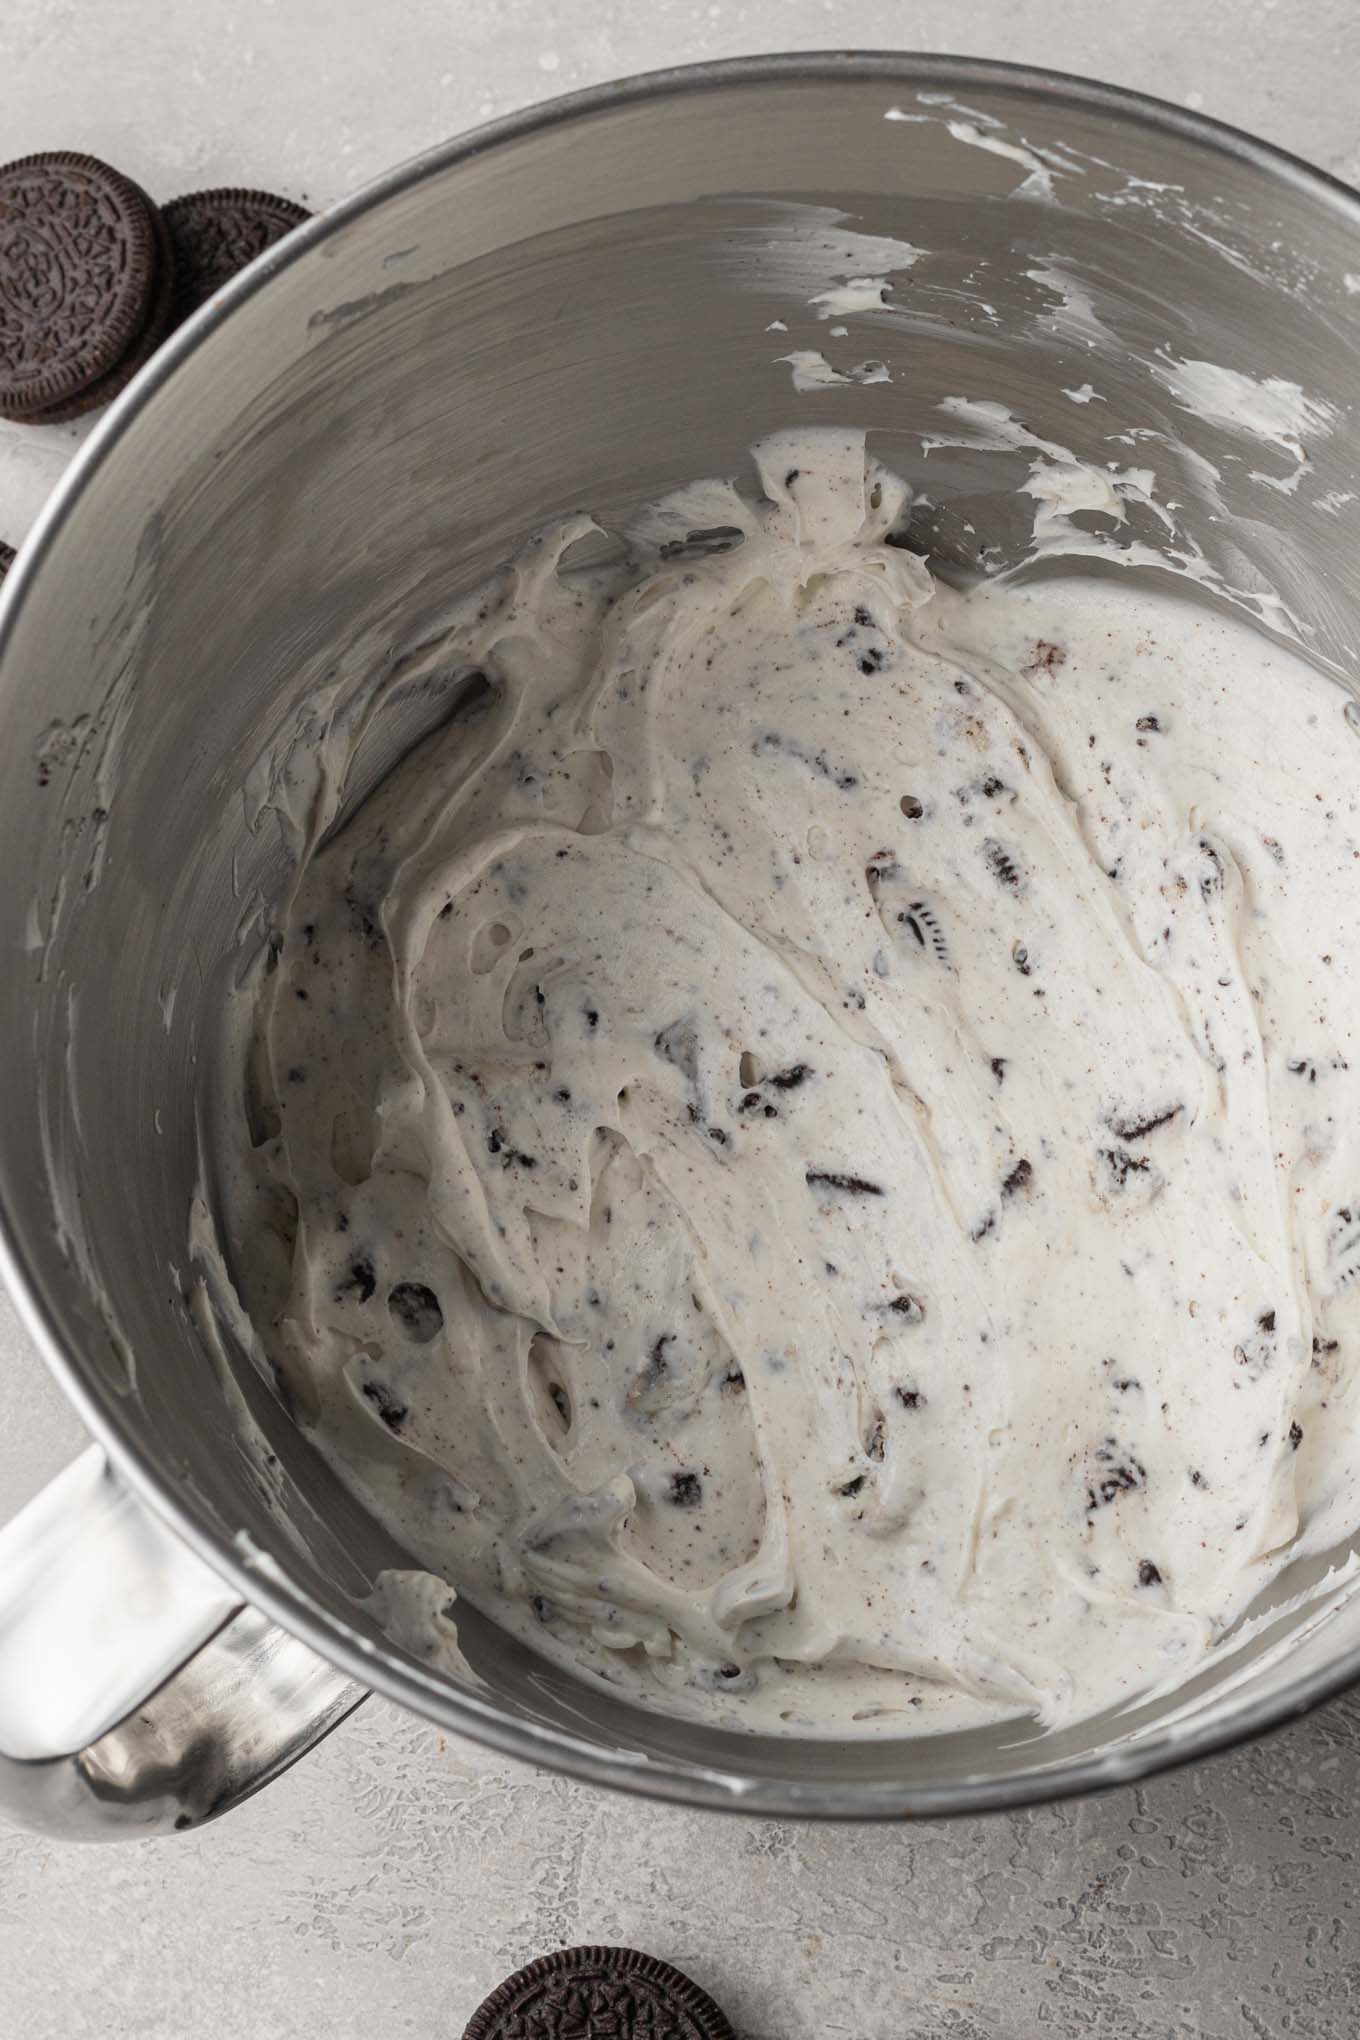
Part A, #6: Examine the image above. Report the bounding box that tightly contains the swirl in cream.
[216,429,1360,1735]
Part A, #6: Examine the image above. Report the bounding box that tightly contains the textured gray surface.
[4,2,1360,2034]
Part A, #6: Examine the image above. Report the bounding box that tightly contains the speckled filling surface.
[212,427,1360,1736]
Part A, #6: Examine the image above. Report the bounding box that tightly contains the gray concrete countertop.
[4,3,1360,2034]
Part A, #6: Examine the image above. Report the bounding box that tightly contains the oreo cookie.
[24,201,176,423]
[0,152,167,421]
[463,1946,735,2040]
[0,541,14,582]
[162,187,310,326]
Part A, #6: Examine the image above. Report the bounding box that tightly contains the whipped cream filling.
[213,427,1360,1736]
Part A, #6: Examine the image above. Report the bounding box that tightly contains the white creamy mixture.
[216,428,1360,1736]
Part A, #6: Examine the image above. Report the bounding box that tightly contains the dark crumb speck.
[487,1127,536,1168]
[1101,1147,1151,1188]
[337,1255,376,1303]
[897,900,950,962]
[720,1367,746,1394]
[983,839,1023,891]
[1086,1443,1146,1509]
[1290,1420,1304,1450]
[837,1474,867,1498]
[1136,714,1162,733]
[894,1387,926,1410]
[806,1168,884,1196]
[1001,1157,1032,1197]
[1196,836,1224,901]
[990,1056,1007,1083]
[668,1471,703,1507]
[361,1380,408,1432]
[1108,1104,1182,1141]
[1137,1559,1162,1587]
[770,1063,811,1089]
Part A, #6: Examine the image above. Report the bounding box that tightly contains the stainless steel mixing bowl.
[3,53,1360,1838]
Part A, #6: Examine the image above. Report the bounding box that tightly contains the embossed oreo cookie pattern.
[211,428,1360,1737]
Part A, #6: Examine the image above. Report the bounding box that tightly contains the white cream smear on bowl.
[215,427,1360,1737]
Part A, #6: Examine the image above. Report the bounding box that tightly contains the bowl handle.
[0,1445,365,1840]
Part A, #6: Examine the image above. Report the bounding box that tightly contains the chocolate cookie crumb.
[338,1254,377,1302]
[1024,640,1067,674]
[806,1168,885,1196]
[1108,1104,1182,1141]
[361,1381,407,1431]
